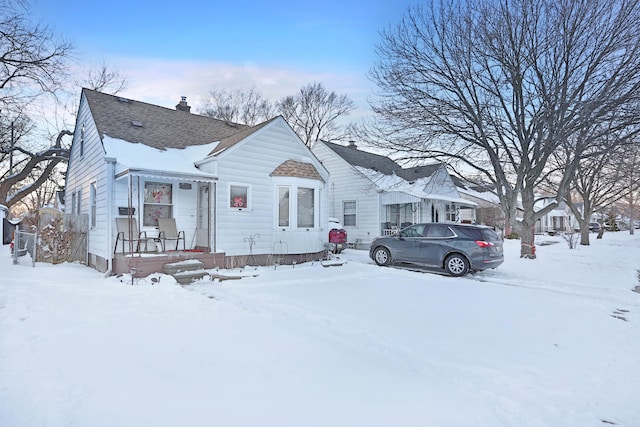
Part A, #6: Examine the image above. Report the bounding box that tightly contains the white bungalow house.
[64,89,329,274]
[534,196,574,235]
[312,140,477,247]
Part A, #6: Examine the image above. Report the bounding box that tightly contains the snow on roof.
[356,166,476,206]
[103,135,219,178]
[457,186,501,204]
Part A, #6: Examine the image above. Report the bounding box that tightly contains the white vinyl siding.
[199,119,329,256]
[64,92,110,264]
[312,141,381,246]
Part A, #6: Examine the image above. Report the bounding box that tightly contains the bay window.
[278,187,290,227]
[297,187,315,228]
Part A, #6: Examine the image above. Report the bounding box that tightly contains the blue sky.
[30,0,417,119]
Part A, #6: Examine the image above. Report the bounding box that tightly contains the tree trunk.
[580,227,591,245]
[518,222,536,259]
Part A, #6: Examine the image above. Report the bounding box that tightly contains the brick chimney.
[348,140,357,149]
[176,96,191,113]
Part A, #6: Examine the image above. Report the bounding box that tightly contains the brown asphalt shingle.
[271,160,325,182]
[83,88,250,150]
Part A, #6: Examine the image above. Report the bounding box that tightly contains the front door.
[196,183,210,249]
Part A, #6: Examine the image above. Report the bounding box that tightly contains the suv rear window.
[452,225,501,241]
[452,226,482,240]
[479,228,501,241]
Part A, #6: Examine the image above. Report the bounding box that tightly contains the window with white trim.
[297,187,315,228]
[230,185,249,209]
[343,201,356,227]
[79,123,85,157]
[143,182,173,226]
[446,204,457,222]
[71,192,77,215]
[90,182,97,227]
[278,186,290,227]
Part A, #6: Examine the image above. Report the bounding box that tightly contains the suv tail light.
[475,240,494,248]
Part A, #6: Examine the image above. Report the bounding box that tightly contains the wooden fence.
[37,211,88,264]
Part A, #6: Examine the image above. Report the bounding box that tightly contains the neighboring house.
[312,141,476,247]
[65,89,329,274]
[455,180,505,233]
[534,196,573,234]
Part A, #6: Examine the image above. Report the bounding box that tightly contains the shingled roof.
[82,88,250,150]
[322,141,442,180]
[271,160,325,182]
[322,141,404,176]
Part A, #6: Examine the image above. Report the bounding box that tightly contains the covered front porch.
[379,192,477,235]
[112,169,217,253]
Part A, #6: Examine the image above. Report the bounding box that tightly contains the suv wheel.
[373,247,391,266]
[444,253,470,277]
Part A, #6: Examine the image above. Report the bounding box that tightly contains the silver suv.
[369,223,504,277]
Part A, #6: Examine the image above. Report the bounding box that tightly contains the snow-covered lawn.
[1,233,639,426]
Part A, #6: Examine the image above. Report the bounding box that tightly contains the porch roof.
[105,135,218,182]
[362,167,478,208]
[380,191,477,207]
[114,168,217,182]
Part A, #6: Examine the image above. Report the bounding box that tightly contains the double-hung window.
[89,182,97,228]
[143,182,173,226]
[343,201,356,227]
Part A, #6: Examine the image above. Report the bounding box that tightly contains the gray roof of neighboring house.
[82,88,250,150]
[322,141,404,175]
[322,141,441,180]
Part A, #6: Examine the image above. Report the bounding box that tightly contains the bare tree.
[200,88,275,126]
[277,82,355,147]
[0,2,72,111]
[564,144,632,245]
[0,0,73,210]
[85,61,127,94]
[369,0,640,258]
[617,142,640,235]
[0,119,70,210]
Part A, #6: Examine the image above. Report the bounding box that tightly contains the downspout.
[105,158,116,275]
[212,182,217,252]
[127,173,133,253]
[137,175,141,242]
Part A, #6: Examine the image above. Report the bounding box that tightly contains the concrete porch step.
[163,259,205,275]
[172,269,209,285]
[163,259,208,284]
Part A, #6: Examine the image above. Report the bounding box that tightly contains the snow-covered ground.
[1,232,639,427]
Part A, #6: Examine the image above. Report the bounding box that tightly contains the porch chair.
[157,218,186,251]
[114,217,148,254]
